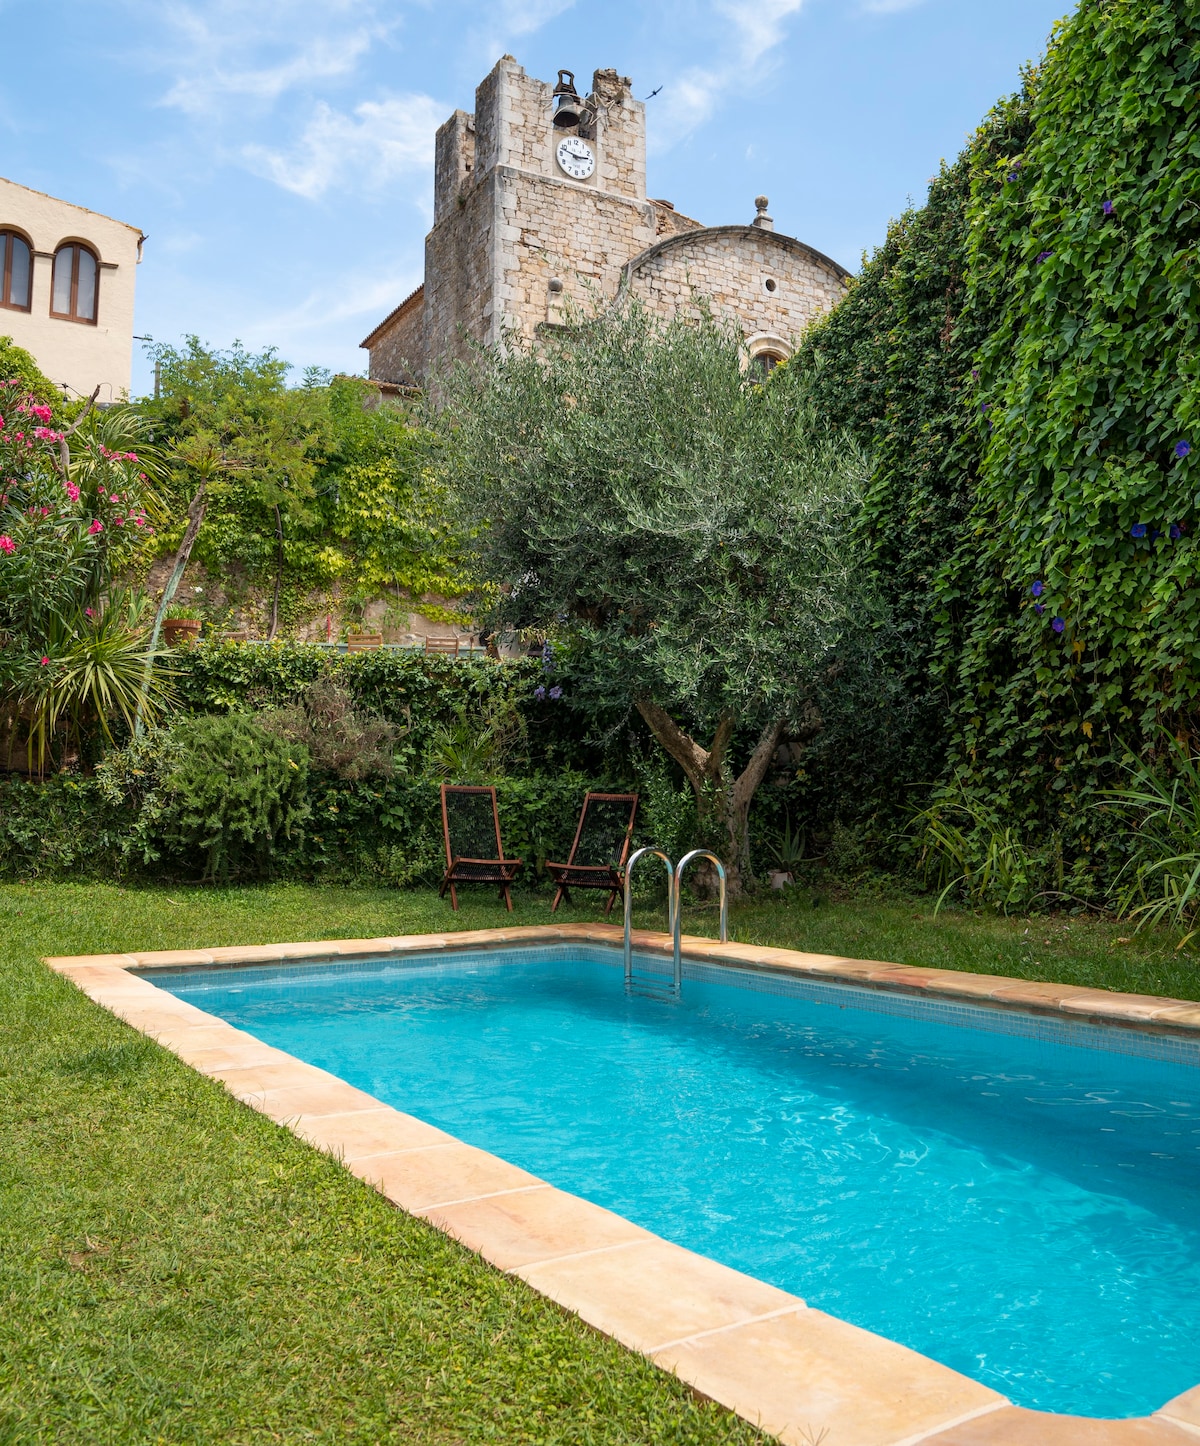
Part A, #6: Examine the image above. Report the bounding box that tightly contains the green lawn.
[1,881,1194,1444]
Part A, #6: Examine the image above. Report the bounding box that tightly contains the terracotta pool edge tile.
[1157,1382,1200,1432]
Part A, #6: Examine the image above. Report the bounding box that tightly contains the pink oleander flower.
[30,403,52,423]
[114,516,124,525]
[40,656,49,666]
[88,518,103,535]
[0,535,15,554]
[65,481,80,502]
[85,607,94,618]
[110,494,120,503]
[134,516,145,526]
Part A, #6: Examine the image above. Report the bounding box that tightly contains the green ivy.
[950,0,1200,835]
[788,0,1200,883]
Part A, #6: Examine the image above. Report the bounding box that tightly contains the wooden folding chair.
[424,636,462,657]
[546,792,639,915]
[439,784,523,911]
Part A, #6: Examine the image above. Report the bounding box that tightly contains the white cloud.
[243,93,443,200]
[152,1,391,117]
[469,0,576,67]
[654,0,806,149]
[257,261,425,344]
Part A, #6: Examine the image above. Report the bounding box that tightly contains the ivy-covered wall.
[790,0,1200,872]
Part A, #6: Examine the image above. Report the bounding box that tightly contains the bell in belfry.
[552,70,583,128]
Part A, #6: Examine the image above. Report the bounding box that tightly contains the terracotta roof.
[360,283,424,350]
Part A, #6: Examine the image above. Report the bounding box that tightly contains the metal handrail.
[623,846,676,986]
[673,850,728,992]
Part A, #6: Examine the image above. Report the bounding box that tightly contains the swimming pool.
[154,942,1200,1419]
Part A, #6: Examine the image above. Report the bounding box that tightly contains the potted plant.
[162,604,203,648]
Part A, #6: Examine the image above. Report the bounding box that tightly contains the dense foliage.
[141,339,467,633]
[441,304,869,889]
[788,0,1200,901]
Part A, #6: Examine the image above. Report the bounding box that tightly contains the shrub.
[154,714,310,882]
[259,674,398,781]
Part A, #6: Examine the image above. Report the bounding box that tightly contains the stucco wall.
[0,176,141,401]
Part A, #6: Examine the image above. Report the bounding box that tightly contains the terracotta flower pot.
[162,618,202,648]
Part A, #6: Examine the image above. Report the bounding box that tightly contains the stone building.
[0,176,144,401]
[361,58,849,383]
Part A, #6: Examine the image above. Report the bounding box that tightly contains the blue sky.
[1,0,1071,397]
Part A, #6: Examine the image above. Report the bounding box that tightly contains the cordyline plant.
[0,383,173,770]
[437,303,869,893]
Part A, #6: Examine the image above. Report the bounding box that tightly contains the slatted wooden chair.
[546,792,639,915]
[439,784,523,911]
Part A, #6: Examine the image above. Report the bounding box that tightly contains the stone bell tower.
[365,57,698,379]
[360,56,848,384]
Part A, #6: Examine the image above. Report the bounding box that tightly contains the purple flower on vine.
[1031,580,1044,597]
[549,685,562,700]
[1007,172,1019,182]
[1051,617,1065,633]
[980,402,990,413]
[534,685,546,700]
[1102,199,1114,216]
[1176,441,1192,459]
[1036,251,1053,263]
[1170,524,1183,540]
[971,369,980,380]
[1131,523,1148,538]
[1151,528,1162,542]
[1035,603,1045,615]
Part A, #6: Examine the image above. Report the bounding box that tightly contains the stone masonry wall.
[363,55,851,380]
[366,290,427,383]
[624,228,848,352]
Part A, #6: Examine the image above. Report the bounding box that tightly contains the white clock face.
[556,135,595,180]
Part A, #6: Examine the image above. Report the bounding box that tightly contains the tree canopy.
[440,304,868,888]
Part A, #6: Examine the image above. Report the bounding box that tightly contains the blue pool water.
[156,945,1200,1418]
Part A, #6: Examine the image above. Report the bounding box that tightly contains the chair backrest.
[424,636,461,656]
[441,784,505,864]
[568,792,639,868]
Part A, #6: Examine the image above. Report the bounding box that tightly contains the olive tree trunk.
[636,699,784,897]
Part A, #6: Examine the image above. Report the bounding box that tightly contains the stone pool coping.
[44,922,1200,1446]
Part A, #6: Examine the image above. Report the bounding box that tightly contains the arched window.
[51,243,99,323]
[749,350,785,382]
[0,230,32,311]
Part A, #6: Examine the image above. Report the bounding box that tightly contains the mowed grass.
[1,880,1195,1445]
[0,884,773,1446]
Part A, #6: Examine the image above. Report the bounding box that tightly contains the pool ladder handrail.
[623,846,676,987]
[622,846,728,995]
[673,850,727,992]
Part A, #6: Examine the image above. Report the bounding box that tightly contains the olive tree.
[439,304,868,892]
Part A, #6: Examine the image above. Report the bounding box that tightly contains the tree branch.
[706,713,736,784]
[636,698,710,795]
[55,386,102,475]
[731,717,786,813]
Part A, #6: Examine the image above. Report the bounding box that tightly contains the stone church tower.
[361,57,849,383]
